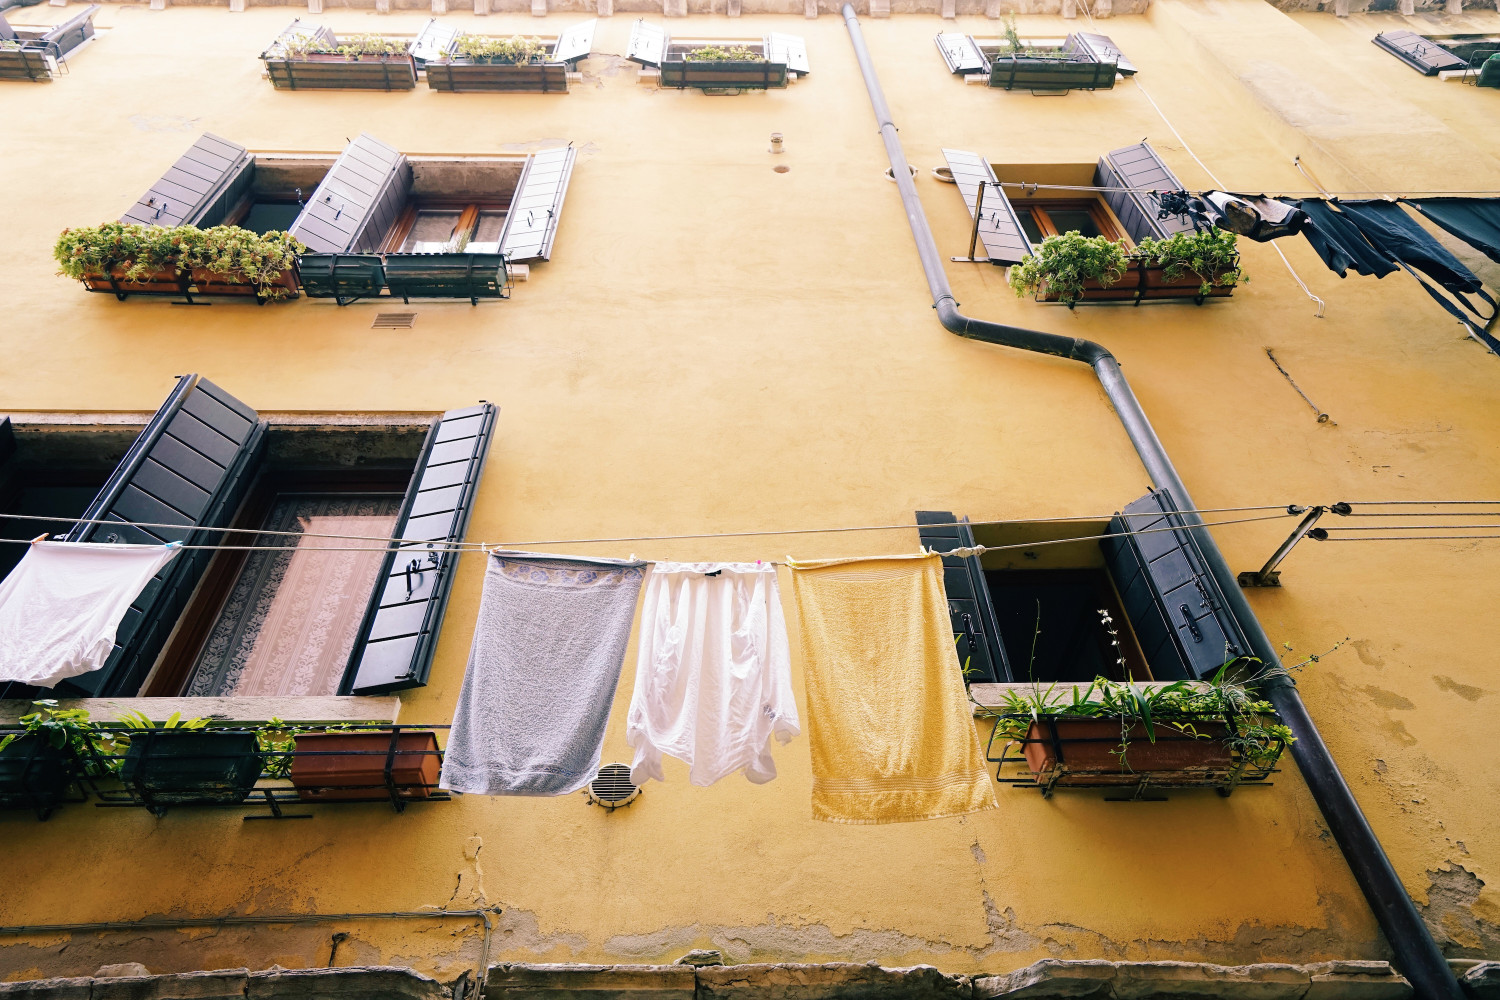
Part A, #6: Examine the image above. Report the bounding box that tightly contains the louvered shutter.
[290,133,412,254]
[1095,142,1194,243]
[344,404,497,695]
[941,148,1030,266]
[917,511,1008,684]
[120,134,254,230]
[1098,491,1248,682]
[41,4,97,59]
[0,16,16,41]
[411,19,458,63]
[552,19,597,64]
[499,146,576,264]
[765,32,809,75]
[1071,32,1133,74]
[58,375,266,697]
[626,20,667,67]
[935,32,987,74]
[1373,30,1465,75]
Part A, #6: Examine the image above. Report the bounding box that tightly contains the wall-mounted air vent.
[585,763,640,810]
[372,312,416,329]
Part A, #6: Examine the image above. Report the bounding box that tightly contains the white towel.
[0,541,179,688]
[627,562,799,786]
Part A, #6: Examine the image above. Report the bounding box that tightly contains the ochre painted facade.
[1,0,1498,985]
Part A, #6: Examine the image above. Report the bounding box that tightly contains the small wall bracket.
[1238,503,1348,587]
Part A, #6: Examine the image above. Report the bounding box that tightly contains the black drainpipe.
[839,7,1461,998]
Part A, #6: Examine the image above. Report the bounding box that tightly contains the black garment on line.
[1337,200,1487,295]
[1295,200,1397,279]
[1406,199,1500,265]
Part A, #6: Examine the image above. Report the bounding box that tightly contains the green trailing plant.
[1007,232,1128,304]
[685,44,762,62]
[280,33,407,59]
[1134,228,1247,296]
[0,700,113,776]
[452,33,549,64]
[53,223,304,299]
[996,15,1065,58]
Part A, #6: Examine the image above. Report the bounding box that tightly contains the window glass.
[182,492,401,697]
[1045,208,1104,239]
[403,210,464,253]
[242,202,303,236]
[467,210,507,253]
[1016,208,1046,246]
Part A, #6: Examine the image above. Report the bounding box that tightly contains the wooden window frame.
[143,468,412,698]
[1013,197,1130,246]
[381,201,509,254]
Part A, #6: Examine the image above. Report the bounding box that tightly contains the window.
[934,29,1135,92]
[1373,29,1494,77]
[2,376,498,701]
[918,495,1249,685]
[626,22,810,91]
[1013,199,1128,246]
[385,204,510,254]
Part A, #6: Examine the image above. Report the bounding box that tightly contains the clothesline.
[993,181,1500,199]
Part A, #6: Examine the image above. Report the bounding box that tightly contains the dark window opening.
[222,156,332,235]
[985,568,1146,684]
[1012,198,1127,246]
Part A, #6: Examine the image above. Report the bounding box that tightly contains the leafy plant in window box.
[685,44,763,62]
[283,33,409,61]
[53,223,304,301]
[1007,231,1128,305]
[1134,229,1247,297]
[451,33,550,65]
[115,712,265,811]
[0,700,104,817]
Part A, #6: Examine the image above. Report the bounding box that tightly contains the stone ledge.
[695,964,970,1000]
[0,968,446,1000]
[485,964,695,1000]
[972,959,1410,999]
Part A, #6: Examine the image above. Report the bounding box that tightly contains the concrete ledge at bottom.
[972,959,1411,999]
[0,968,446,1000]
[695,964,971,1000]
[485,964,696,1000]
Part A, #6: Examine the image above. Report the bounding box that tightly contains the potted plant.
[1134,229,1246,298]
[285,727,443,802]
[662,43,788,90]
[1008,229,1245,306]
[116,712,265,812]
[263,32,417,91]
[0,701,98,818]
[1007,231,1129,305]
[427,34,568,93]
[53,223,303,302]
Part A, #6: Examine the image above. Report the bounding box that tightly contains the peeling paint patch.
[1433,675,1487,702]
[1419,864,1500,958]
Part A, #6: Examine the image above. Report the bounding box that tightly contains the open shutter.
[344,404,497,695]
[290,133,412,254]
[58,375,266,697]
[765,32,810,76]
[499,146,576,264]
[411,19,458,63]
[1095,142,1195,243]
[626,19,667,67]
[552,19,597,64]
[1373,30,1465,75]
[941,148,1031,266]
[120,134,254,230]
[1099,491,1248,682]
[935,32,987,74]
[0,16,16,41]
[1071,31,1133,74]
[918,511,1008,684]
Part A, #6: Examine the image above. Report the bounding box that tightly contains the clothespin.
[29,533,48,546]
[165,540,184,549]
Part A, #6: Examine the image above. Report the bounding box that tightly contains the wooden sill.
[0,695,401,725]
[969,680,1200,717]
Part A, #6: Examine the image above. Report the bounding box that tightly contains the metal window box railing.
[298,252,511,306]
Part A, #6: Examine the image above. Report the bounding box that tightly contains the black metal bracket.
[1239,503,1348,587]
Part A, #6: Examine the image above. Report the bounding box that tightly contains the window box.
[289,731,442,802]
[0,46,55,82]
[187,266,300,300]
[0,734,76,819]
[119,729,264,812]
[988,53,1116,92]
[0,5,99,81]
[425,60,569,93]
[383,252,511,304]
[297,254,387,305]
[1034,257,1239,306]
[78,265,299,304]
[263,52,417,91]
[660,56,788,90]
[628,24,807,92]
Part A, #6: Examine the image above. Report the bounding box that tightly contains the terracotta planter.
[1035,259,1237,305]
[290,732,441,802]
[188,267,299,300]
[82,265,185,297]
[1020,718,1233,781]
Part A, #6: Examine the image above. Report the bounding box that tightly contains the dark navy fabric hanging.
[1337,201,1488,295]
[1405,199,1500,265]
[1296,201,1397,279]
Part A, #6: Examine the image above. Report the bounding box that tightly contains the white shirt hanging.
[0,541,179,688]
[627,562,799,786]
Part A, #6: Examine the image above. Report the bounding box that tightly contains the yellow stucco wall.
[1,0,1498,981]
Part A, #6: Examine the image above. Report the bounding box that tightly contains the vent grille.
[585,763,641,810]
[372,312,416,329]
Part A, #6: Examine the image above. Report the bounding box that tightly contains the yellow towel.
[788,552,998,824]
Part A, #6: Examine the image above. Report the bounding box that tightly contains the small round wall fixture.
[586,763,641,810]
[885,164,919,182]
[773,165,791,174]
[932,166,956,184]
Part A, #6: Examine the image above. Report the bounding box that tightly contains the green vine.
[685,44,762,62]
[452,33,549,64]
[1134,228,1247,296]
[53,223,304,299]
[1007,231,1128,304]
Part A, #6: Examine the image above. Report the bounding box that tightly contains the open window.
[935,28,1132,92]
[0,376,497,700]
[1373,29,1498,85]
[419,18,596,93]
[918,492,1248,684]
[0,5,100,81]
[627,20,808,91]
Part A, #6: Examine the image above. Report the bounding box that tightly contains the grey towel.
[440,550,647,796]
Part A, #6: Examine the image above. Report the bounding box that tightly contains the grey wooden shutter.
[918,511,1008,684]
[290,133,412,254]
[1098,491,1248,682]
[765,32,809,75]
[626,20,667,67]
[552,19,597,64]
[941,148,1031,265]
[410,19,458,63]
[499,146,576,264]
[935,32,987,74]
[1373,30,1466,75]
[40,4,98,59]
[1095,142,1195,243]
[344,403,497,695]
[59,375,266,697]
[120,134,254,230]
[1071,32,1134,74]
[0,16,16,41]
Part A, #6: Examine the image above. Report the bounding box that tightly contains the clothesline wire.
[0,511,1303,560]
[993,181,1500,199]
